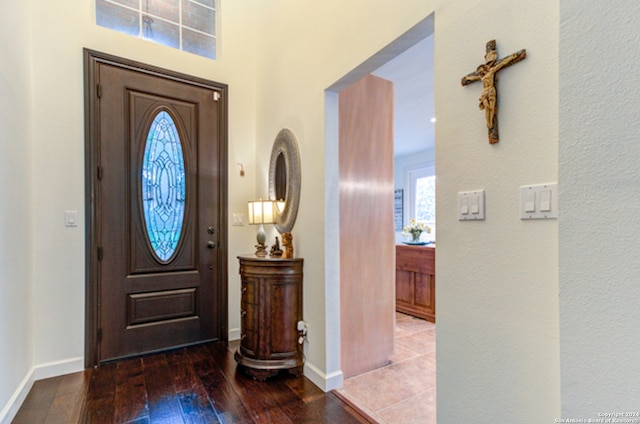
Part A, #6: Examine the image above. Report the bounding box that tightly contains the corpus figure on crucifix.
[461,40,526,144]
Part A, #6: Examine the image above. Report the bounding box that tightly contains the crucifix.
[461,40,526,144]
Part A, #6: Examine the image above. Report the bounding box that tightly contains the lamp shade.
[248,200,275,225]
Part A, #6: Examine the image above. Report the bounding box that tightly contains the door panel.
[85,50,227,364]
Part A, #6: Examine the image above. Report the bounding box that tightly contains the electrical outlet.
[297,320,309,342]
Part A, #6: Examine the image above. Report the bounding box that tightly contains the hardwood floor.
[12,342,372,424]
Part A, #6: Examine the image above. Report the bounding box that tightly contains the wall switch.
[458,190,485,221]
[459,196,469,215]
[524,191,536,212]
[232,213,245,226]
[520,183,558,219]
[539,190,552,212]
[65,210,78,227]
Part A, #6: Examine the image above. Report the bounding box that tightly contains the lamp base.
[254,244,268,258]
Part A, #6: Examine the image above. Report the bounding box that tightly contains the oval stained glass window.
[141,110,186,262]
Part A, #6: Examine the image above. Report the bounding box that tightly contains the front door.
[85,50,228,364]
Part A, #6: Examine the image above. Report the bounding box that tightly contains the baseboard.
[227,331,342,392]
[34,356,84,381]
[0,369,35,424]
[228,327,241,341]
[304,360,344,392]
[0,357,84,424]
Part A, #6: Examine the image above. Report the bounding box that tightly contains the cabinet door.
[396,269,415,306]
[414,272,435,315]
[265,278,301,359]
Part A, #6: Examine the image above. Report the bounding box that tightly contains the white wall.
[0,0,34,420]
[436,1,560,421]
[394,148,435,190]
[559,0,640,415]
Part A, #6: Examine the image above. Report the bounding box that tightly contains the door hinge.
[213,91,220,102]
[97,328,102,343]
[97,246,103,261]
[97,166,103,180]
[97,84,102,98]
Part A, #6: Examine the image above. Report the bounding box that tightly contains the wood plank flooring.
[12,342,373,424]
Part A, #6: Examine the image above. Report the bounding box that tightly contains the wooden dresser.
[235,255,304,381]
[395,245,435,322]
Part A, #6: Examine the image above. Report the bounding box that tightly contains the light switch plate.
[65,210,78,227]
[458,190,485,221]
[520,183,558,220]
[232,213,245,226]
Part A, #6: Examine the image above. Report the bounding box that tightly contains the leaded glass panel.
[96,0,216,60]
[142,111,186,262]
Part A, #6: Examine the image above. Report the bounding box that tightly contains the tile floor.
[336,312,436,424]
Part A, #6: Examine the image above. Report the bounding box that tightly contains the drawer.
[241,279,257,304]
[396,245,435,274]
[241,304,258,331]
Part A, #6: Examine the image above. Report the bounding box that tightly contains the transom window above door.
[96,0,217,59]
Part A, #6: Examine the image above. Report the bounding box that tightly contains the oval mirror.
[268,129,301,233]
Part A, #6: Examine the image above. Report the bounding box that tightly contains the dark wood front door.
[84,50,228,365]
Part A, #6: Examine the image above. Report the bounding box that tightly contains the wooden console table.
[235,255,304,381]
[395,245,435,322]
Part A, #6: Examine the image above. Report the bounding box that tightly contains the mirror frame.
[268,128,301,233]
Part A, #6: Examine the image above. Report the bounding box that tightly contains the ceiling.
[372,35,434,157]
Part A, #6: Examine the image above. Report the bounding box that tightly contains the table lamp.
[247,200,275,257]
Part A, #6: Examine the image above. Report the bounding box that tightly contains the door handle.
[207,241,216,249]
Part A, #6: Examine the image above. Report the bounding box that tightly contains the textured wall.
[559,0,640,416]
[435,0,560,421]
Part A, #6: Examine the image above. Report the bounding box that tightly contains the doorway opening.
[324,14,435,422]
